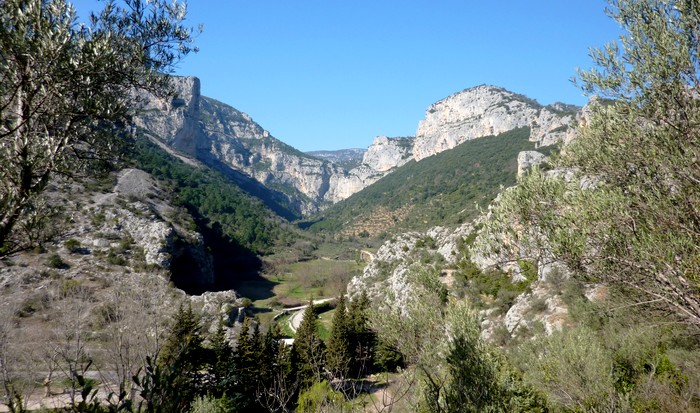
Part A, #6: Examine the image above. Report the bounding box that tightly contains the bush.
[296,380,350,413]
[107,249,127,266]
[60,279,83,297]
[118,236,133,252]
[527,297,548,315]
[515,326,616,411]
[46,254,68,269]
[190,395,231,413]
[64,238,81,253]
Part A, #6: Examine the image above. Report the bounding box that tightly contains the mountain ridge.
[135,78,580,219]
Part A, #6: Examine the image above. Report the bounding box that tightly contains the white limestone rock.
[413,85,579,161]
[361,136,413,172]
[517,151,547,177]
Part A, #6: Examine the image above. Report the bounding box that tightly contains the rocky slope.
[346,113,603,341]
[135,77,413,215]
[413,85,579,160]
[306,148,366,169]
[346,193,582,341]
[0,168,245,407]
[135,78,578,217]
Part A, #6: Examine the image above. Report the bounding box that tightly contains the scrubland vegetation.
[2,0,700,412]
[308,127,545,237]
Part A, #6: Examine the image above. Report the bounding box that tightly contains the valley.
[2,1,700,410]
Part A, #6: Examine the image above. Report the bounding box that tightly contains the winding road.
[285,297,337,333]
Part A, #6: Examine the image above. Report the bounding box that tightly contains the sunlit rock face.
[135,77,417,214]
[413,85,579,161]
[361,136,413,172]
[517,151,547,177]
[136,79,581,215]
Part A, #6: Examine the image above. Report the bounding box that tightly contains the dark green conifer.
[325,295,352,379]
[156,303,207,411]
[159,303,204,366]
[292,301,325,388]
[235,317,263,411]
[261,324,281,387]
[210,319,236,398]
[347,292,375,375]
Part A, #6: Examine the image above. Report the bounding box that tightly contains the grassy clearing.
[317,308,335,341]
[254,258,364,308]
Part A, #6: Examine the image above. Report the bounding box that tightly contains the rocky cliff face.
[517,150,547,177]
[136,78,580,216]
[323,136,415,201]
[361,136,414,172]
[135,77,412,215]
[412,85,579,161]
[307,148,366,169]
[0,167,216,295]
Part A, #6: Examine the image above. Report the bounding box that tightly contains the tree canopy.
[0,0,198,254]
[480,0,700,327]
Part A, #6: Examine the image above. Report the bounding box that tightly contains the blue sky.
[73,1,620,151]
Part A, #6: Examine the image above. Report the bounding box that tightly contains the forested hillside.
[308,127,550,237]
[2,0,700,413]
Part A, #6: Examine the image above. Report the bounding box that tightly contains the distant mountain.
[134,78,579,219]
[413,85,579,160]
[307,148,366,169]
[307,127,552,237]
[135,77,417,216]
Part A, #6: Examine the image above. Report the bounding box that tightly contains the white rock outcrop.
[517,151,547,177]
[413,85,578,161]
[361,136,413,172]
[135,77,415,214]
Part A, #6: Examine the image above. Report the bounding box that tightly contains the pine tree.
[292,301,325,389]
[155,303,207,411]
[210,320,236,398]
[325,295,352,379]
[235,317,263,411]
[347,292,375,376]
[159,303,204,367]
[261,324,281,387]
[257,325,298,413]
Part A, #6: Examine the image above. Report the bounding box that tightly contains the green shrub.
[63,239,81,253]
[296,380,350,413]
[46,254,68,269]
[15,293,50,318]
[107,251,127,266]
[118,236,133,252]
[60,279,83,297]
[528,297,548,315]
[190,396,230,413]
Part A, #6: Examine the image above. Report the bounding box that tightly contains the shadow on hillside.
[198,155,301,221]
[171,213,276,300]
[296,217,323,230]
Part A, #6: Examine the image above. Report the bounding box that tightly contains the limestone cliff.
[413,85,579,161]
[135,77,412,215]
[136,77,328,215]
[361,136,413,172]
[307,148,366,169]
[517,150,547,177]
[324,136,414,201]
[136,78,580,216]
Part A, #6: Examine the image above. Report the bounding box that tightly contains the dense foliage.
[132,136,291,256]
[0,0,197,255]
[479,0,700,328]
[309,127,549,236]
